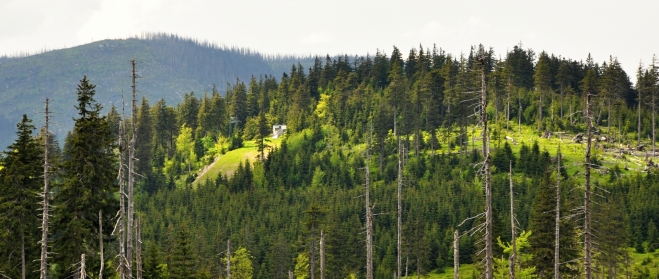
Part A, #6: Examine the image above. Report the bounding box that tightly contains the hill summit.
[0,33,313,147]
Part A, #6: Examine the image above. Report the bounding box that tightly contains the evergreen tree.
[534,51,552,130]
[178,92,200,133]
[144,241,163,279]
[52,76,118,278]
[528,171,579,278]
[230,79,249,127]
[170,224,196,279]
[136,96,154,177]
[0,115,43,279]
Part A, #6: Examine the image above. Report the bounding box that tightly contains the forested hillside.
[0,33,314,148]
[2,43,659,279]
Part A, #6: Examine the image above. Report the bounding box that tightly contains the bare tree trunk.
[366,127,374,279]
[405,256,408,279]
[507,84,510,130]
[480,57,493,279]
[40,98,50,279]
[555,147,561,279]
[118,119,127,279]
[561,84,565,118]
[551,91,554,121]
[310,228,316,279]
[99,210,104,279]
[397,132,403,279]
[227,240,231,279]
[21,232,25,279]
[509,161,516,279]
[570,99,573,124]
[453,230,459,279]
[608,100,612,141]
[127,58,139,277]
[320,230,325,279]
[518,90,522,133]
[653,91,656,155]
[585,92,593,279]
[136,217,143,279]
[638,89,642,148]
[539,88,543,131]
[80,254,86,279]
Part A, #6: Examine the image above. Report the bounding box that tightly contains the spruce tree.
[136,96,153,177]
[0,115,43,279]
[529,171,580,278]
[170,224,196,279]
[52,76,118,278]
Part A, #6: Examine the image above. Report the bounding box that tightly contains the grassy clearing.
[629,249,659,277]
[430,121,643,184]
[425,250,659,277]
[426,264,477,278]
[192,137,281,187]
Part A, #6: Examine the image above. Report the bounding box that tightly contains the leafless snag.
[584,91,593,279]
[555,146,561,279]
[509,161,516,279]
[320,230,325,279]
[39,98,51,279]
[127,58,140,277]
[227,240,232,279]
[478,51,494,279]
[365,124,374,279]
[453,230,459,279]
[136,217,143,279]
[99,210,104,279]
[80,254,86,279]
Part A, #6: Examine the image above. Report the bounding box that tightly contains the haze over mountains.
[0,33,315,147]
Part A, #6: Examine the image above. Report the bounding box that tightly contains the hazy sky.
[1,0,656,78]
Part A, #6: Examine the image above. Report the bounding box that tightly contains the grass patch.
[192,138,281,187]
[426,264,477,278]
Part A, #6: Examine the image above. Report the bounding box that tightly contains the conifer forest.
[3,39,659,279]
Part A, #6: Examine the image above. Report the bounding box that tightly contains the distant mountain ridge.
[0,33,314,147]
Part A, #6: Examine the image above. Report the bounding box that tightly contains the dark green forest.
[2,43,659,279]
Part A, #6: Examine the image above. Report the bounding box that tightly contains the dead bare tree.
[80,254,86,279]
[479,54,494,279]
[320,230,325,279]
[99,210,104,279]
[227,240,232,279]
[39,98,51,279]
[453,230,459,279]
[397,128,403,279]
[638,62,643,148]
[652,56,658,155]
[585,91,593,279]
[116,104,128,279]
[509,161,516,279]
[127,58,140,277]
[365,125,374,279]
[555,146,562,279]
[136,217,143,279]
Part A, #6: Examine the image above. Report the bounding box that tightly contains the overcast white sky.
[1,0,657,79]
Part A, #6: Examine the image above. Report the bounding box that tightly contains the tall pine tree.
[52,76,118,278]
[0,115,43,279]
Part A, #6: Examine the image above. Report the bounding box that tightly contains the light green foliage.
[494,231,537,279]
[294,252,309,279]
[222,247,253,279]
[164,124,197,177]
[314,93,330,120]
[311,166,325,189]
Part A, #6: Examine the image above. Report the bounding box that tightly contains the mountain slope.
[0,34,313,147]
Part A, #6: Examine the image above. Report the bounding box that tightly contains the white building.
[272,125,287,139]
